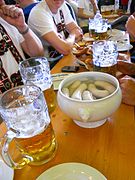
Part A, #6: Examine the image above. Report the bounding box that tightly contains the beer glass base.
[73,118,107,128]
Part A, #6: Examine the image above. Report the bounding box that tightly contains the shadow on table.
[111,15,129,31]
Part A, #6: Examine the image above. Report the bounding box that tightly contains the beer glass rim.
[0,85,42,109]
[93,40,118,52]
[19,57,48,68]
[93,40,116,44]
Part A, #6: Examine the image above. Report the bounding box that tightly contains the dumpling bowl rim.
[58,71,120,103]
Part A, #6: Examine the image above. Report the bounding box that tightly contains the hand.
[117,60,135,76]
[70,28,83,42]
[0,5,27,33]
[119,75,135,106]
[126,15,135,38]
[0,0,5,6]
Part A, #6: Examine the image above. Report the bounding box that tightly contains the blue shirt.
[23,3,38,23]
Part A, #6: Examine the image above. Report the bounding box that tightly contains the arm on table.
[43,22,83,55]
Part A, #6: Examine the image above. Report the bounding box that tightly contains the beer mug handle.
[1,129,32,169]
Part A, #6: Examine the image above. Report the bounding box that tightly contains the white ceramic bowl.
[57,72,122,128]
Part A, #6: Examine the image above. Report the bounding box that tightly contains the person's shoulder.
[24,3,38,11]
[29,1,50,20]
[23,3,38,15]
[61,2,71,11]
[30,1,47,14]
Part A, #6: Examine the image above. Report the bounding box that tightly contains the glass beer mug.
[92,40,118,76]
[0,85,57,169]
[89,18,96,39]
[19,57,56,115]
[95,19,110,40]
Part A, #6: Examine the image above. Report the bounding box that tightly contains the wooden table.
[2,54,135,180]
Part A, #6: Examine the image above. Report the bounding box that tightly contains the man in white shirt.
[28,0,83,57]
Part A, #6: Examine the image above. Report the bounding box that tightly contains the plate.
[0,156,14,180]
[107,29,132,51]
[52,73,74,90]
[37,162,107,180]
[117,43,133,52]
[107,29,125,37]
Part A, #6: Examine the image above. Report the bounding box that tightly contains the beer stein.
[0,85,57,169]
[92,40,118,76]
[89,18,96,39]
[19,57,56,114]
[95,19,110,40]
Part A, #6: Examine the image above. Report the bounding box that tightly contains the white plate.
[117,44,133,51]
[0,157,14,180]
[107,29,125,37]
[117,43,133,52]
[107,29,133,51]
[37,162,107,180]
[52,73,74,90]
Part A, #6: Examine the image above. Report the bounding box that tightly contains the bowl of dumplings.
[57,72,122,128]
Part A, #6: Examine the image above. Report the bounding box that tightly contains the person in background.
[66,0,78,21]
[28,0,83,59]
[120,0,129,11]
[118,15,135,106]
[126,0,131,14]
[77,0,99,33]
[0,1,44,93]
[15,0,39,23]
[126,13,135,38]
[65,0,77,21]
[117,60,135,106]
[130,0,135,15]
[125,13,135,63]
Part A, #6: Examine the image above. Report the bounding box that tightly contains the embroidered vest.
[0,24,23,93]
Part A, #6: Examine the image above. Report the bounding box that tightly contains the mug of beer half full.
[92,40,118,76]
[95,19,110,40]
[19,57,56,114]
[0,85,57,169]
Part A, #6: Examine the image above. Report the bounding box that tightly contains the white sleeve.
[28,9,55,37]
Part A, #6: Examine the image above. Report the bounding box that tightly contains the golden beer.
[43,85,56,115]
[101,5,115,16]
[15,123,57,166]
[101,10,113,16]
[95,31,108,40]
